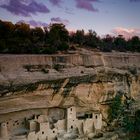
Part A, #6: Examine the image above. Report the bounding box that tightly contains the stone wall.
[0,52,140,72]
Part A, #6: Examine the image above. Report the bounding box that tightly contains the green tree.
[114,35,127,52]
[127,36,140,52]
[48,23,69,43]
[14,22,30,38]
[84,30,100,48]
[100,34,114,52]
[47,23,69,51]
[0,20,15,53]
[108,93,123,122]
[71,29,85,45]
[30,27,45,43]
[0,20,15,39]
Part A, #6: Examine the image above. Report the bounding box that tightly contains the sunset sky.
[0,0,140,38]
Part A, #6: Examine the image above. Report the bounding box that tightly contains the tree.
[71,29,85,45]
[84,30,100,48]
[48,23,69,43]
[44,26,49,43]
[14,22,30,38]
[113,35,127,52]
[0,20,15,39]
[108,92,123,122]
[30,27,45,43]
[47,23,69,51]
[100,34,114,52]
[0,20,15,53]
[0,19,140,54]
[127,36,140,52]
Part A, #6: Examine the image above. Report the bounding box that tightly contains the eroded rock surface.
[0,50,140,139]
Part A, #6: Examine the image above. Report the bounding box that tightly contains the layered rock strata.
[0,50,140,139]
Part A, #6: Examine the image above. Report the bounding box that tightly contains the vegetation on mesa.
[108,92,140,139]
[0,19,140,54]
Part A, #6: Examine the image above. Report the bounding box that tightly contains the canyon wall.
[0,51,140,139]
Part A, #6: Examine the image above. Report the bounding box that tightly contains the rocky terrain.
[0,49,140,140]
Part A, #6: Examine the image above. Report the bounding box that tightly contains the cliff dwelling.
[0,106,102,140]
[0,51,140,140]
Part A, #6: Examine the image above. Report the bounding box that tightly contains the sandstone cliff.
[0,50,140,120]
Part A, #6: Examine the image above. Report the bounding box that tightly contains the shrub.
[53,64,64,71]
[57,42,69,51]
[128,67,137,75]
[42,46,57,54]
[23,65,32,72]
[108,92,123,122]
[41,68,49,74]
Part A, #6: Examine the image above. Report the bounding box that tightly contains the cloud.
[65,8,74,15]
[75,0,99,12]
[51,17,70,25]
[17,20,48,27]
[130,0,140,2]
[49,0,62,7]
[112,27,140,39]
[29,20,48,27]
[0,0,9,5]
[0,0,50,17]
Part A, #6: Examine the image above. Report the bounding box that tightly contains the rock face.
[0,50,140,139]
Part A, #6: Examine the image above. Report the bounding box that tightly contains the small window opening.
[95,115,98,119]
[85,113,92,119]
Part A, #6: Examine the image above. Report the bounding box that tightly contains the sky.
[0,0,140,38]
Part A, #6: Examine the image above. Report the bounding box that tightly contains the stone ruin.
[0,106,102,140]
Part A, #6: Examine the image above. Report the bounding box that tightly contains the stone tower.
[0,122,9,139]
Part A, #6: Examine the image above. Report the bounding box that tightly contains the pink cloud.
[75,0,99,12]
[112,27,140,39]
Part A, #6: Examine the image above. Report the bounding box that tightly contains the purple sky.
[0,0,140,38]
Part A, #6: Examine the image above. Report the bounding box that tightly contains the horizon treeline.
[0,19,140,54]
